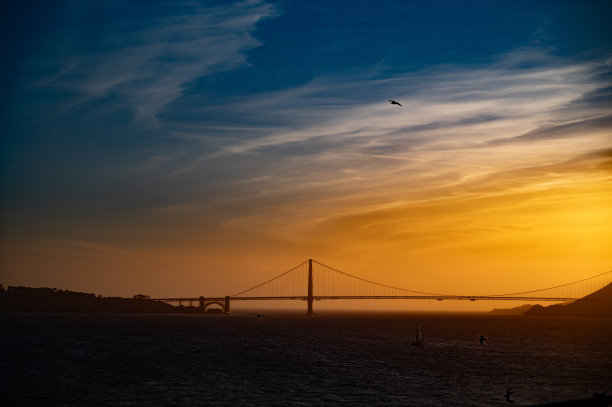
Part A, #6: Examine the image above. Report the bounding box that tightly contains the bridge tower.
[224,296,231,314]
[307,259,314,317]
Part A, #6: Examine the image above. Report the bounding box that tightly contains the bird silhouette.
[388,99,402,106]
[504,388,515,403]
[253,313,267,318]
[479,335,487,345]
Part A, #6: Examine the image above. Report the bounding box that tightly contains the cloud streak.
[151,50,610,213]
[37,0,279,125]
[155,50,606,164]
[488,114,612,145]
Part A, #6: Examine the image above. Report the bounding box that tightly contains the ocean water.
[1,312,611,406]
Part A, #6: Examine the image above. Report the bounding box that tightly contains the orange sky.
[2,122,610,311]
[2,3,612,312]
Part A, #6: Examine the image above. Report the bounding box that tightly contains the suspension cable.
[485,270,612,297]
[314,261,611,298]
[312,260,445,296]
[232,259,611,298]
[231,260,309,297]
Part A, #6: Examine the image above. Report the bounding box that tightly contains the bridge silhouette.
[154,259,612,315]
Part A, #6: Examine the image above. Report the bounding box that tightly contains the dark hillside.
[0,285,184,314]
[488,304,533,315]
[525,282,612,318]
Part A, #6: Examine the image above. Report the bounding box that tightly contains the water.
[1,312,611,406]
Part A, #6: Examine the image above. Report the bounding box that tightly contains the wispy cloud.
[37,0,279,125]
[158,48,610,184]
[128,49,609,248]
[153,50,604,161]
[488,114,612,145]
[22,34,612,257]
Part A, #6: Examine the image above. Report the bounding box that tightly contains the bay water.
[1,312,610,406]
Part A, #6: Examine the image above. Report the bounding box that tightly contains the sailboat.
[411,323,425,346]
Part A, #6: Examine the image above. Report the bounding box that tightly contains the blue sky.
[1,0,611,300]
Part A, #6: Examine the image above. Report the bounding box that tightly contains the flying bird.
[253,313,267,318]
[388,99,402,106]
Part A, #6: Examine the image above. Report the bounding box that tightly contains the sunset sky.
[1,1,611,310]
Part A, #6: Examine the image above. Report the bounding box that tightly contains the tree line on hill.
[0,285,204,314]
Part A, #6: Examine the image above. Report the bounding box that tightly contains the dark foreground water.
[1,312,611,406]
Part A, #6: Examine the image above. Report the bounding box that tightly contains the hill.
[0,285,197,314]
[524,283,612,318]
[488,304,533,315]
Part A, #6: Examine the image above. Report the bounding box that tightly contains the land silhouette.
[524,283,612,318]
[0,285,205,314]
[489,304,534,315]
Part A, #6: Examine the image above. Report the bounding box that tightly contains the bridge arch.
[203,301,226,313]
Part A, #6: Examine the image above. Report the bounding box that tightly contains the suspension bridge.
[154,259,612,315]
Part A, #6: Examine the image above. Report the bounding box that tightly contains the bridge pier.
[199,296,205,308]
[225,296,231,314]
[307,259,314,317]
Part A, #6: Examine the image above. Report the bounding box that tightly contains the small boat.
[411,323,425,346]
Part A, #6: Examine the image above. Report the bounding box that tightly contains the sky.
[1,0,611,310]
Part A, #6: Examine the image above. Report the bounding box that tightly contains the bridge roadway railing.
[231,295,577,301]
[152,294,577,315]
[155,295,578,303]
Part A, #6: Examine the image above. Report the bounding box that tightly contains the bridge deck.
[154,295,576,302]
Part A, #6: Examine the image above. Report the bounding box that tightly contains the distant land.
[524,283,612,318]
[488,304,533,315]
[0,285,210,314]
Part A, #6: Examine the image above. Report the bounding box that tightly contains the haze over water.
[2,313,611,406]
[2,1,612,304]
